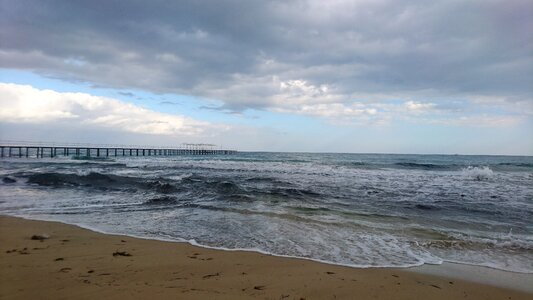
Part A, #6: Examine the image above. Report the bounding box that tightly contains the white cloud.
[272,78,344,106]
[270,96,524,128]
[427,115,524,127]
[404,100,436,113]
[0,83,211,136]
[274,102,376,118]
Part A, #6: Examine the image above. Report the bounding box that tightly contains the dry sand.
[1,215,531,299]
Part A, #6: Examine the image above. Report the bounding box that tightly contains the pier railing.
[0,141,236,158]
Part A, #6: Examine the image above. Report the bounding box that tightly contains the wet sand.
[1,215,531,299]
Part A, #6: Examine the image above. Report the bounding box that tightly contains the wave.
[259,187,321,200]
[72,156,114,161]
[461,166,494,181]
[419,236,533,252]
[180,175,319,201]
[334,161,371,168]
[25,171,317,202]
[348,161,368,166]
[147,180,179,194]
[26,172,180,194]
[393,162,450,170]
[413,204,439,210]
[213,181,245,194]
[496,162,533,168]
[145,196,178,205]
[495,163,533,171]
[28,172,118,187]
[244,176,292,185]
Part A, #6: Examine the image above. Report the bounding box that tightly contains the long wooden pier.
[0,142,236,158]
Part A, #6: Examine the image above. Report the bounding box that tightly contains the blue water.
[1,152,532,272]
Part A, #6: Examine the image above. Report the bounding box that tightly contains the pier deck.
[0,142,236,158]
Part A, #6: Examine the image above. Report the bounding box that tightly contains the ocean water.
[1,152,532,273]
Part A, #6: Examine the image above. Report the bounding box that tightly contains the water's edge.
[407,262,533,293]
[4,211,532,292]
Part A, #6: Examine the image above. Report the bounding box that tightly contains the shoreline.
[7,214,533,285]
[1,215,531,299]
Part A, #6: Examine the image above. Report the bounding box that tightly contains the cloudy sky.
[1,0,531,154]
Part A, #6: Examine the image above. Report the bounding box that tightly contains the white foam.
[3,213,431,269]
[461,166,494,180]
[167,173,193,181]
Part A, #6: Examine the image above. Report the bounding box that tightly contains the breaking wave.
[461,166,494,181]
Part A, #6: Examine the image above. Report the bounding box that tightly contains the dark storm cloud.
[1,0,531,112]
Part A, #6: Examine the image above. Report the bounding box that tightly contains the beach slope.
[1,216,530,299]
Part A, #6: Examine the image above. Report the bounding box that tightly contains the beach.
[1,215,531,300]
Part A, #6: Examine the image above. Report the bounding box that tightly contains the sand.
[1,215,531,299]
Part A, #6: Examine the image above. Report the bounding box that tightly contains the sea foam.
[462,166,494,181]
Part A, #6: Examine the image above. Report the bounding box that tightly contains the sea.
[1,152,532,273]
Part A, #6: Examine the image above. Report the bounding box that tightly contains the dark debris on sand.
[112,251,132,257]
[31,234,50,241]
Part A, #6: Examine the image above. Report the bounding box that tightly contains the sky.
[0,0,532,155]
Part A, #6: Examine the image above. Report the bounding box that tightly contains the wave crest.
[461,166,493,181]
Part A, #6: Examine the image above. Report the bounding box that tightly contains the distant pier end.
[0,142,237,158]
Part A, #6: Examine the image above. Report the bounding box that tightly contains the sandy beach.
[0,215,530,299]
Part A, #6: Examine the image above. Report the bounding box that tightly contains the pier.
[0,142,237,158]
